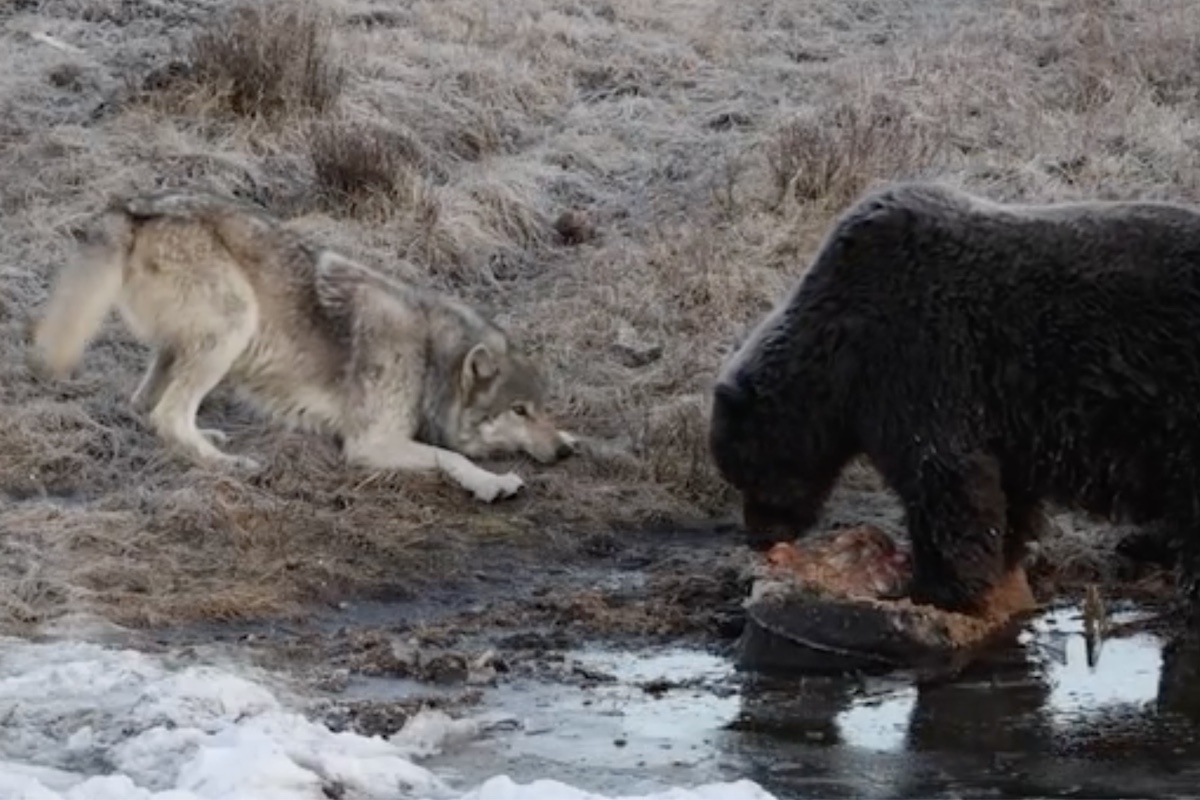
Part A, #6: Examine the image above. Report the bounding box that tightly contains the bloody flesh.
[764,525,911,601]
[760,525,1037,633]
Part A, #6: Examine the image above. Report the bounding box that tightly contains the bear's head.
[711,279,865,553]
[709,376,841,552]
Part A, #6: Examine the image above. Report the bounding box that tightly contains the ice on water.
[0,636,774,800]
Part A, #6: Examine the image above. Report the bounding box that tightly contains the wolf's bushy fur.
[711,181,1200,619]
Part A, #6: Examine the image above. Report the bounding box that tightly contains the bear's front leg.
[902,451,1037,621]
[1154,489,1200,630]
[1172,526,1200,631]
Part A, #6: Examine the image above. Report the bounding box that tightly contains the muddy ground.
[14,458,1196,798]
[135,478,1180,738]
[105,491,1197,799]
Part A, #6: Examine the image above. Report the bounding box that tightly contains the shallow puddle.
[411,602,1200,799]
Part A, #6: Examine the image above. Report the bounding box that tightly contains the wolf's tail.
[29,207,134,379]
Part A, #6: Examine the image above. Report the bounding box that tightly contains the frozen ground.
[0,634,775,800]
[4,583,1200,800]
[3,0,1195,633]
[4,0,1200,797]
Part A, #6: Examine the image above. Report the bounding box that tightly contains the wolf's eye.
[512,403,529,417]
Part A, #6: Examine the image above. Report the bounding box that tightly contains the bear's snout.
[745,528,793,552]
[741,496,811,550]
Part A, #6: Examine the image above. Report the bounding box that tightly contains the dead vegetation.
[308,117,424,217]
[766,95,944,210]
[1,0,1197,630]
[182,1,346,120]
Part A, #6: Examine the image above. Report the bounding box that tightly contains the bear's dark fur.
[710,181,1200,620]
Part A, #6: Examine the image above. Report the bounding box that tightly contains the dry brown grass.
[2,0,1199,632]
[180,1,346,120]
[766,94,944,210]
[308,117,425,217]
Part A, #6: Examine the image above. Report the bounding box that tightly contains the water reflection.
[422,602,1200,799]
[1033,607,1163,723]
[733,603,1200,797]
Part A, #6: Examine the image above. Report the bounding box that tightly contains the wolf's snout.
[552,430,580,461]
[528,430,578,464]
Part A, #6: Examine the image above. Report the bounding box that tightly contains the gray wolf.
[709,180,1200,624]
[28,190,577,502]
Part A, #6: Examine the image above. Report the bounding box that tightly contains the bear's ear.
[714,380,754,412]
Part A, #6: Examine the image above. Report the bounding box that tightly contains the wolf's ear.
[462,343,498,391]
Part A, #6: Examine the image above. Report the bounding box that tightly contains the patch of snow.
[0,637,776,800]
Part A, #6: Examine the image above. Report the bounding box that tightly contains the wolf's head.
[450,341,578,464]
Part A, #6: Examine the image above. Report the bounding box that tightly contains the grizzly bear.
[710,181,1200,623]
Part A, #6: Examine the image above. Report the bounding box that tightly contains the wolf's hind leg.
[131,347,175,413]
[134,351,230,446]
[149,325,256,472]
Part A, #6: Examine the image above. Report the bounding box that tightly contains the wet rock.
[337,629,502,685]
[424,652,470,684]
[641,678,673,697]
[739,591,961,675]
[320,700,412,737]
[315,691,485,738]
[738,526,1034,675]
[713,609,746,640]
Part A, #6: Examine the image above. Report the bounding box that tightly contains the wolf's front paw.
[471,470,525,503]
[229,455,263,474]
[26,346,70,383]
[204,451,262,474]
